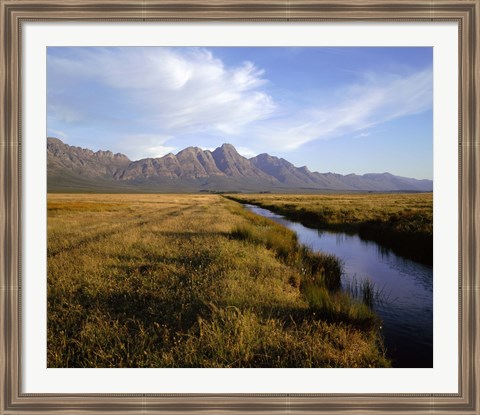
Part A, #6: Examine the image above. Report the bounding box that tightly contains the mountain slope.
[47,137,433,193]
[48,137,130,178]
[250,153,321,187]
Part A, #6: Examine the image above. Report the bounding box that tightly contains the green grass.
[48,193,389,368]
[225,193,433,265]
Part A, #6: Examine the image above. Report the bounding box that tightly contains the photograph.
[2,0,479,412]
[47,46,433,369]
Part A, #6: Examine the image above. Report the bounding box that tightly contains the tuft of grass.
[302,283,379,330]
[230,210,342,290]
[292,246,343,291]
[230,209,298,261]
[343,276,389,310]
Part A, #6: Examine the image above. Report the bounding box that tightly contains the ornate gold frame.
[1,1,478,413]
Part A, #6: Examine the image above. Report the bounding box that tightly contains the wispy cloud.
[47,128,68,140]
[236,146,257,158]
[48,47,275,144]
[116,134,176,159]
[255,68,432,150]
[355,132,371,138]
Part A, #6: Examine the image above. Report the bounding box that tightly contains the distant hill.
[47,137,433,193]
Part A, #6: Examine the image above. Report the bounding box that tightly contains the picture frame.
[1,0,478,413]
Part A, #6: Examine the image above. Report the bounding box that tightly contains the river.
[244,204,433,368]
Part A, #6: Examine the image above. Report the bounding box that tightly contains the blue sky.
[47,47,433,179]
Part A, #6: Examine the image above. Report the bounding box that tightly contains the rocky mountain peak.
[47,137,433,193]
[47,137,65,146]
[211,143,267,178]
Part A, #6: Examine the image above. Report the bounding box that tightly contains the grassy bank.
[48,193,389,368]
[225,193,433,265]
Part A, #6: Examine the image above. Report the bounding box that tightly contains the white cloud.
[48,48,275,139]
[255,68,432,150]
[236,146,257,158]
[47,128,68,140]
[143,145,177,158]
[48,103,84,124]
[114,134,176,160]
[354,132,371,139]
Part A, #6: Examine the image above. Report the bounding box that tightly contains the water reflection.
[244,204,433,368]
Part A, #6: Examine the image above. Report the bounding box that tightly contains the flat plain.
[47,193,389,368]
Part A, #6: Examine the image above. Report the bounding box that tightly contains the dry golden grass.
[226,193,433,264]
[48,193,389,368]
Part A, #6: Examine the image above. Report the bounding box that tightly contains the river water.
[244,204,433,368]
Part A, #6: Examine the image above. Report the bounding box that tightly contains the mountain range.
[47,137,433,193]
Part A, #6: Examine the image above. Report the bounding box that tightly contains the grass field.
[226,193,433,265]
[48,193,389,368]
